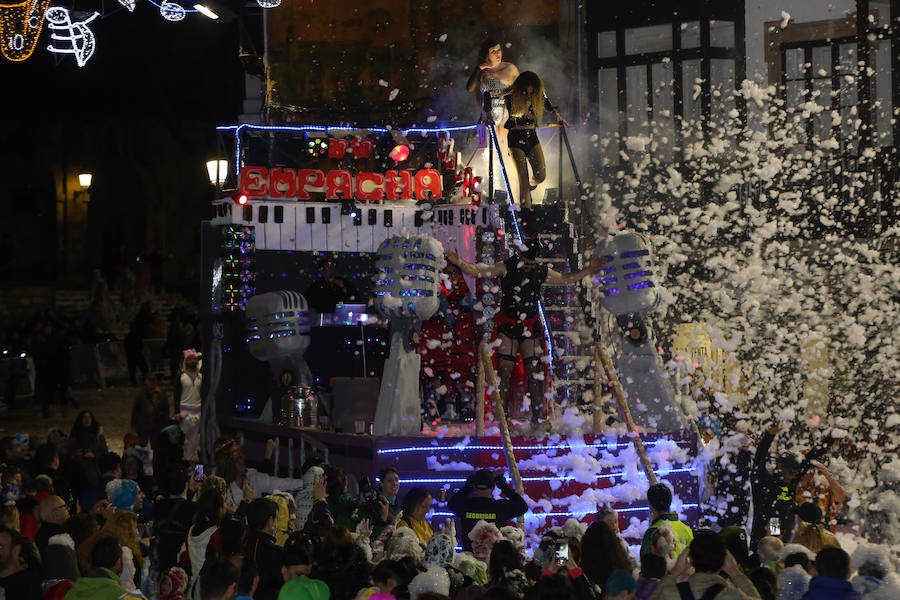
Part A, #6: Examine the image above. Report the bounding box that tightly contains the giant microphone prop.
[372,235,444,435]
[595,232,685,432]
[246,291,314,424]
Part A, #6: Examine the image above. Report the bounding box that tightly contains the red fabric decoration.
[328,138,348,158]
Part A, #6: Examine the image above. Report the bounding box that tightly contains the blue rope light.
[376,439,691,454]
[396,467,696,485]
[433,504,700,519]
[487,124,554,375]
[218,123,479,177]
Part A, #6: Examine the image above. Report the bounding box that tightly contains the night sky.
[0,1,248,283]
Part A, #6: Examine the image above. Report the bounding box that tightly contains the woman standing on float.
[505,71,568,231]
[467,40,518,179]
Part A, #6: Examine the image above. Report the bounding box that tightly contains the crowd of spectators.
[1,407,898,600]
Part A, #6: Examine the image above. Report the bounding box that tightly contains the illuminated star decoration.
[0,0,53,61]
[45,7,98,67]
[159,0,185,21]
[117,0,136,12]
[256,0,281,7]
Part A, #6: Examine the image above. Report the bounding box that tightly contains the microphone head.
[374,235,445,321]
[246,291,311,360]
[595,232,661,316]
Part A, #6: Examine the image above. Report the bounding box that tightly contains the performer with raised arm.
[446,243,604,425]
[504,71,569,231]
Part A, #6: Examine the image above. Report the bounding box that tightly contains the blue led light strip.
[218,123,479,177]
[487,123,554,375]
[397,466,696,485]
[433,504,699,519]
[377,439,690,454]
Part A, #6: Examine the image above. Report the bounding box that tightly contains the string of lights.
[396,467,696,485]
[218,122,480,178]
[376,439,691,454]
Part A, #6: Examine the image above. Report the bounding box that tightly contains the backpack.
[676,582,724,600]
[265,492,296,546]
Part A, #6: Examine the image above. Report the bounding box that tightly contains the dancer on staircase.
[446,244,603,425]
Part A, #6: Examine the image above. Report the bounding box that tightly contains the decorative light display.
[45,7,98,68]
[0,0,51,61]
[307,138,328,157]
[256,0,280,7]
[221,225,255,312]
[158,0,186,21]
[395,468,696,485]
[117,0,136,12]
[376,439,691,454]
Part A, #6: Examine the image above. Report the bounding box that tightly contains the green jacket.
[639,512,694,558]
[65,568,148,600]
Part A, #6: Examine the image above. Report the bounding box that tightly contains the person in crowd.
[446,247,603,424]
[485,538,529,597]
[79,510,145,590]
[756,536,784,572]
[748,567,777,600]
[606,570,638,600]
[152,461,197,572]
[777,555,811,600]
[184,485,225,586]
[397,486,434,544]
[311,526,372,600]
[64,511,99,548]
[244,497,285,600]
[635,554,666,600]
[70,410,108,488]
[503,71,568,225]
[1,436,30,474]
[649,529,761,600]
[323,465,388,533]
[801,547,859,600]
[791,502,840,554]
[67,534,148,600]
[30,443,74,510]
[849,544,899,599]
[722,526,756,574]
[0,525,41,600]
[35,494,69,554]
[356,558,406,598]
[80,450,122,513]
[124,301,155,386]
[378,468,401,518]
[122,451,155,499]
[448,469,528,551]
[580,520,633,593]
[0,505,18,531]
[750,424,829,550]
[199,556,240,600]
[131,374,171,446]
[179,349,203,461]
[598,507,639,572]
[639,482,694,559]
[39,500,79,582]
[214,436,306,507]
[153,424,186,489]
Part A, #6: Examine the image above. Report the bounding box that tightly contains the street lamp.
[78,172,93,189]
[206,159,228,186]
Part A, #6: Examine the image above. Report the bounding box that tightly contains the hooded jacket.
[64,567,148,600]
[800,576,861,600]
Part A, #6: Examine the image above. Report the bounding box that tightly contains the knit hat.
[106,478,139,512]
[423,527,456,568]
[776,564,810,600]
[606,569,638,597]
[795,502,822,525]
[387,526,424,563]
[408,565,450,598]
[697,413,722,438]
[278,575,330,600]
[468,520,502,562]
[454,554,487,585]
[500,525,525,554]
[470,469,495,489]
[721,526,749,564]
[159,566,188,600]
